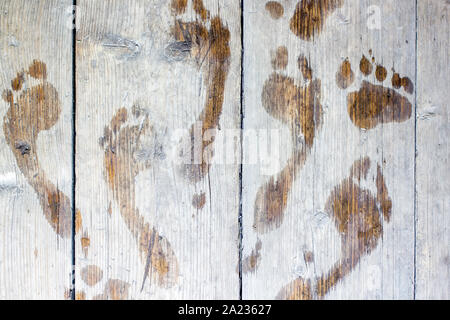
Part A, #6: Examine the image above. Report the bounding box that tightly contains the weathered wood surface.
[0,0,73,299]
[0,0,448,300]
[74,0,241,299]
[416,0,450,300]
[242,0,416,299]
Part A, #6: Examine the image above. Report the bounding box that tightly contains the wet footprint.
[2,60,81,238]
[254,48,323,234]
[169,0,231,183]
[101,106,178,288]
[336,53,414,129]
[277,157,392,299]
[290,0,344,41]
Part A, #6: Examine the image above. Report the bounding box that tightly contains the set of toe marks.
[336,53,414,130]
[2,60,81,238]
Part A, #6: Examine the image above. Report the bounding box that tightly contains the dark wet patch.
[297,54,312,80]
[347,80,412,129]
[81,234,90,258]
[290,0,344,40]
[92,279,130,300]
[81,265,104,287]
[271,46,288,70]
[391,73,414,94]
[375,65,387,82]
[336,58,354,89]
[359,55,373,76]
[11,72,25,91]
[171,0,188,15]
[242,240,262,274]
[192,192,206,209]
[265,1,284,19]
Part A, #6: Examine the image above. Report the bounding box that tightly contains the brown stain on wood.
[359,55,373,76]
[93,279,130,300]
[192,192,206,209]
[347,81,412,129]
[277,157,392,299]
[242,239,262,274]
[392,73,414,94]
[193,0,209,21]
[336,58,355,89]
[376,165,392,222]
[277,278,312,300]
[171,0,188,14]
[297,54,312,80]
[375,65,387,82]
[172,0,231,184]
[75,291,86,300]
[81,234,90,258]
[11,72,25,91]
[255,54,322,233]
[271,46,288,70]
[2,60,81,238]
[265,1,284,19]
[290,0,344,41]
[27,60,47,79]
[304,250,314,264]
[81,265,104,287]
[102,107,178,288]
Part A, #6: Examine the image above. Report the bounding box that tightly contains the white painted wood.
[75,0,241,299]
[0,0,73,299]
[242,0,415,299]
[416,0,450,300]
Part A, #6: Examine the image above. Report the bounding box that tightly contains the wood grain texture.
[0,0,448,300]
[0,0,73,299]
[75,0,241,299]
[416,0,450,300]
[242,0,416,299]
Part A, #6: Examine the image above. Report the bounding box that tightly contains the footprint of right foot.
[253,47,323,234]
[336,53,414,129]
[277,157,392,299]
[2,60,81,238]
[101,106,179,288]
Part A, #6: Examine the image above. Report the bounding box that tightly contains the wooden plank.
[75,0,241,299]
[242,0,416,299]
[0,0,74,299]
[416,0,450,300]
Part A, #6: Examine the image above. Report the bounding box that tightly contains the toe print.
[2,60,81,238]
[278,157,392,299]
[101,106,178,288]
[337,53,414,129]
[290,0,344,41]
[254,49,323,233]
[170,0,231,183]
[265,1,285,20]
